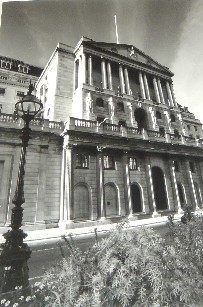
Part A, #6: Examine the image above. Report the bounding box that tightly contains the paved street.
[28,233,106,283]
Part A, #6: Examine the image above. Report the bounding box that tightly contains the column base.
[152,211,161,218]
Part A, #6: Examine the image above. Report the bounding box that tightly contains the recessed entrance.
[74,184,89,219]
[151,166,168,210]
[104,183,118,217]
[131,183,142,213]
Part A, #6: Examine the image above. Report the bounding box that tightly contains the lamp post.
[0,83,43,294]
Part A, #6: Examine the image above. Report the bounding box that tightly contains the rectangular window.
[129,157,137,170]
[17,91,24,97]
[0,88,5,95]
[75,154,88,169]
[104,155,114,170]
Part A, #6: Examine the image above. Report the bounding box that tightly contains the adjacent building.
[0,37,203,231]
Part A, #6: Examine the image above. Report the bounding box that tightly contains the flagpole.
[114,15,119,44]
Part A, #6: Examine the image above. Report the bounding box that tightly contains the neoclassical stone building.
[0,37,203,231]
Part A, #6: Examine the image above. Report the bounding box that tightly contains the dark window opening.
[131,183,142,213]
[173,160,179,172]
[187,125,190,131]
[17,91,24,97]
[177,183,185,208]
[96,97,104,107]
[104,156,114,170]
[159,127,165,137]
[189,161,195,173]
[170,114,176,122]
[134,108,147,130]
[75,60,79,90]
[118,120,126,127]
[97,116,105,124]
[117,101,124,112]
[194,126,198,131]
[152,166,168,210]
[0,88,5,95]
[156,111,162,119]
[75,154,89,169]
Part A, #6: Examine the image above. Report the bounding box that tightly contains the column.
[124,67,130,95]
[122,152,132,215]
[139,72,146,99]
[145,157,159,216]
[88,55,93,86]
[143,73,150,100]
[157,78,165,104]
[62,143,74,224]
[166,81,174,107]
[119,64,126,94]
[81,53,86,84]
[170,83,178,107]
[97,146,105,219]
[107,61,113,90]
[169,160,182,213]
[101,57,107,89]
[35,148,48,223]
[153,77,161,104]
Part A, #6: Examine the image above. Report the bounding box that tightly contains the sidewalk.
[0,214,180,247]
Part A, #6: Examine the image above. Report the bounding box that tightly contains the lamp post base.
[0,229,31,294]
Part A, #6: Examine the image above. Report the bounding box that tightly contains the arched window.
[177,183,186,208]
[156,111,161,119]
[131,183,142,213]
[151,166,168,210]
[74,184,89,219]
[194,182,202,207]
[104,183,118,217]
[134,108,147,130]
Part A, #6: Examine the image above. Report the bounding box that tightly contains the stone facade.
[1,37,203,231]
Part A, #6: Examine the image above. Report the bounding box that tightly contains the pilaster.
[122,151,132,215]
[124,67,130,95]
[157,78,165,104]
[96,146,105,219]
[88,55,93,86]
[119,64,126,94]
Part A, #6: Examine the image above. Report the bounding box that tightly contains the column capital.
[97,146,105,152]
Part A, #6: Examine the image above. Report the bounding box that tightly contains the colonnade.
[59,143,202,225]
[76,52,177,107]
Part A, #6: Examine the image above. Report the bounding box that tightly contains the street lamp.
[0,83,43,294]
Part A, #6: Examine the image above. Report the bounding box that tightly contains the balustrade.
[74,118,97,128]
[103,123,121,132]
[126,126,142,135]
[0,113,17,123]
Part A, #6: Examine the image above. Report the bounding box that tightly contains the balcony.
[0,112,64,133]
[68,117,203,148]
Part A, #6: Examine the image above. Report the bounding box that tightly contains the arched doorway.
[74,184,89,219]
[134,108,147,130]
[131,183,142,213]
[151,166,168,210]
[104,183,118,217]
[194,182,202,207]
[177,183,186,208]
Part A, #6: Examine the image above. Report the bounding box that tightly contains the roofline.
[36,42,74,86]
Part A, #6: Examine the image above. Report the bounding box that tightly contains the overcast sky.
[0,0,202,123]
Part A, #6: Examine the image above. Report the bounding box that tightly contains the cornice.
[82,45,173,80]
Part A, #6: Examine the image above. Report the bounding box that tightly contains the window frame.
[103,155,115,170]
[128,157,138,170]
[75,153,89,169]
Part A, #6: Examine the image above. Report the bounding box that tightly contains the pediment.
[85,41,171,74]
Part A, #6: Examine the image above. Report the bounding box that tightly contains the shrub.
[1,215,203,306]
